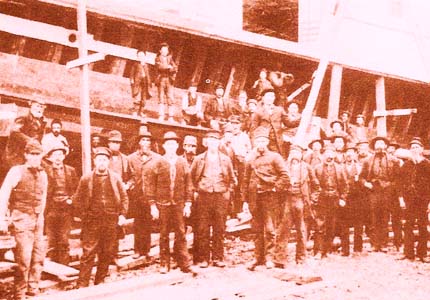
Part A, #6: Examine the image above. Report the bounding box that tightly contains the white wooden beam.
[0,13,155,64]
[375,77,387,136]
[327,64,343,121]
[373,108,417,118]
[66,52,106,69]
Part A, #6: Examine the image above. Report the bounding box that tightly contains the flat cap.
[93,147,112,158]
[205,129,221,140]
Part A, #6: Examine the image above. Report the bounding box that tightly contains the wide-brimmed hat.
[138,127,152,139]
[46,143,68,157]
[330,119,343,128]
[108,130,123,142]
[163,131,180,142]
[370,136,390,150]
[253,126,270,140]
[205,129,221,140]
[308,139,324,150]
[409,137,423,147]
[345,142,357,151]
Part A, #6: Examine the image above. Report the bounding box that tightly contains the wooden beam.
[66,52,106,69]
[327,64,342,121]
[0,13,155,64]
[224,66,236,99]
[77,0,92,175]
[375,77,387,136]
[373,108,417,117]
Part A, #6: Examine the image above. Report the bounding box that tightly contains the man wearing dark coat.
[73,147,128,287]
[130,50,152,117]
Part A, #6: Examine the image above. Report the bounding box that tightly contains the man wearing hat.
[3,99,47,172]
[44,142,78,265]
[313,144,349,258]
[327,119,349,141]
[107,130,132,187]
[243,126,289,270]
[182,84,203,126]
[73,147,128,287]
[359,136,401,252]
[127,128,164,262]
[190,129,236,268]
[304,139,324,168]
[155,42,177,121]
[274,144,319,266]
[340,111,353,136]
[398,137,430,262]
[182,135,198,167]
[332,135,348,164]
[158,131,195,274]
[203,83,241,130]
[250,88,289,156]
[0,140,48,299]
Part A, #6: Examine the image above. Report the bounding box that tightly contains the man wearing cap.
[159,131,195,274]
[41,119,70,156]
[304,139,324,168]
[130,49,152,117]
[73,147,128,287]
[0,140,48,299]
[250,88,289,156]
[44,142,78,265]
[398,137,430,262]
[4,99,47,171]
[359,136,401,252]
[203,83,241,130]
[190,129,236,268]
[327,119,349,142]
[274,144,319,266]
[127,128,165,261]
[182,84,203,126]
[155,43,177,121]
[241,98,258,134]
[243,127,289,270]
[313,144,349,258]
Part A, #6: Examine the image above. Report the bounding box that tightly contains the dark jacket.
[109,152,133,184]
[243,149,289,201]
[359,152,400,191]
[314,162,349,201]
[250,105,288,152]
[203,97,241,123]
[285,160,319,204]
[399,158,430,206]
[130,61,152,100]
[73,170,129,219]
[45,164,78,212]
[162,155,193,206]
[190,151,236,194]
[155,54,177,84]
[4,113,46,168]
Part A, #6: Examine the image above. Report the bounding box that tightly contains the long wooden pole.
[77,0,92,174]
[327,64,343,121]
[375,76,387,136]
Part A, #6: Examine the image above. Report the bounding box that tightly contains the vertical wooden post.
[375,76,387,136]
[327,64,342,121]
[224,66,236,100]
[77,0,92,174]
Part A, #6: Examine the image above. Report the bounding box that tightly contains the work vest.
[10,166,46,214]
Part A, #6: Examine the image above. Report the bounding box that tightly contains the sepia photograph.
[0,0,430,299]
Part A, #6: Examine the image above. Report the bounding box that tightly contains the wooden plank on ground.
[0,261,16,275]
[43,260,79,278]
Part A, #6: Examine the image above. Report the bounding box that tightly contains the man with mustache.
[359,136,401,252]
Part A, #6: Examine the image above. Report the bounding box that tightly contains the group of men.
[1,81,430,300]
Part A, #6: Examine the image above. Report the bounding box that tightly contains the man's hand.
[150,204,159,220]
[364,181,373,190]
[118,215,126,226]
[339,199,346,207]
[399,197,406,209]
[0,219,8,234]
[183,202,192,218]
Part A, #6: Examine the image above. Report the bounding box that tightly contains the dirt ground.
[27,236,430,300]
